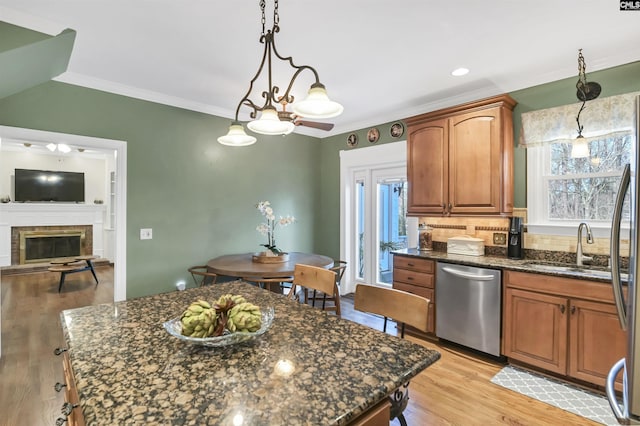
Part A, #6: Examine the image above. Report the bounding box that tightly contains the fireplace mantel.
[0,203,106,266]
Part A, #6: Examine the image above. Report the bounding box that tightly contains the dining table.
[57,281,441,425]
[206,251,334,279]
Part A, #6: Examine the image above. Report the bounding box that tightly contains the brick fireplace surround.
[0,203,105,267]
[11,225,93,264]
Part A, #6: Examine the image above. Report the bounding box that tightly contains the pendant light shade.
[217,123,257,147]
[292,83,344,119]
[570,137,589,158]
[247,106,295,135]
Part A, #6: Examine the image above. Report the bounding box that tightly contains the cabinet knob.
[448,203,452,211]
[61,402,77,416]
[571,306,576,315]
[54,382,67,392]
[53,347,67,356]
[559,305,566,314]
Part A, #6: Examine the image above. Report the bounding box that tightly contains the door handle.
[559,305,566,314]
[441,266,496,281]
[610,163,630,330]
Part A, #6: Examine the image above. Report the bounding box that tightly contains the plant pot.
[252,252,289,263]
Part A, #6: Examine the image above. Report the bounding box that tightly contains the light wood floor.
[0,269,601,426]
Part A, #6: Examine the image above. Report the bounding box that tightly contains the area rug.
[490,365,618,425]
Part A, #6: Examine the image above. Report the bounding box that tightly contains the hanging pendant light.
[571,49,602,159]
[218,122,257,147]
[217,0,343,146]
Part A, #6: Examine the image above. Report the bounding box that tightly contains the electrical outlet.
[493,232,507,245]
[140,228,153,240]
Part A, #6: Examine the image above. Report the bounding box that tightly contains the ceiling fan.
[277,101,334,131]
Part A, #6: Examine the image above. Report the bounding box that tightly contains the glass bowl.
[163,307,274,347]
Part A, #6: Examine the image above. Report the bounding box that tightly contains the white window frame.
[527,143,630,238]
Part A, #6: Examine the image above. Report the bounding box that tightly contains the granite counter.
[392,248,621,283]
[59,281,441,425]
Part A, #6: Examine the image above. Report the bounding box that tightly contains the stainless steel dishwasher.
[436,262,502,357]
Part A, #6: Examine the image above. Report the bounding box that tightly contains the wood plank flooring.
[0,269,601,425]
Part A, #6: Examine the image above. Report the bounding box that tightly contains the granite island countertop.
[60,281,441,425]
[392,248,623,283]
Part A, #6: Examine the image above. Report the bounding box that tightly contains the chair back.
[330,260,347,285]
[292,264,339,315]
[354,284,430,333]
[188,265,218,287]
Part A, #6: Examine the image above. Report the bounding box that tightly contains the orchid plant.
[256,201,295,255]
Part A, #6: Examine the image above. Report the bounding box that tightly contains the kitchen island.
[58,281,440,425]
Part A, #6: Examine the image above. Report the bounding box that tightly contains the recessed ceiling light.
[451,67,470,77]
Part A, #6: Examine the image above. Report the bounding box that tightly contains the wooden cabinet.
[405,94,516,216]
[392,255,435,334]
[503,271,626,389]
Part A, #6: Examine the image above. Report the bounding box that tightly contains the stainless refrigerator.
[607,95,640,424]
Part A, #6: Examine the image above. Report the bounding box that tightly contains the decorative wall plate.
[367,128,380,143]
[347,133,358,147]
[390,122,404,138]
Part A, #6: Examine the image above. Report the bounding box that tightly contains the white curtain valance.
[519,91,639,147]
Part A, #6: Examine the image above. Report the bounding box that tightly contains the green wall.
[0,82,320,298]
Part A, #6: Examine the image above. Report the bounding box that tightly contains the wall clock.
[346,133,358,147]
[367,128,380,143]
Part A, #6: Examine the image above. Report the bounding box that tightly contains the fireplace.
[11,225,93,265]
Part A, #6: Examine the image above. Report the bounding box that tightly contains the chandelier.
[572,49,602,158]
[217,0,343,147]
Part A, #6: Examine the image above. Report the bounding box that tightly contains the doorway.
[340,141,416,294]
[0,125,127,301]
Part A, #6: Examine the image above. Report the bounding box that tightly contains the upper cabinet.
[405,94,517,216]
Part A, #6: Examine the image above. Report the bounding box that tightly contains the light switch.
[140,228,153,240]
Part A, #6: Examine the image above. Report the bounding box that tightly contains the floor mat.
[490,365,618,425]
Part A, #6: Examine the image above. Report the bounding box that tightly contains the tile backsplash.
[419,208,628,262]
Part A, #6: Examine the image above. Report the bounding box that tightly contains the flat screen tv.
[14,168,85,203]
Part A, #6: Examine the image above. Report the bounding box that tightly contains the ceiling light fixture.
[217,0,343,147]
[572,49,601,159]
[46,143,72,153]
[451,67,469,77]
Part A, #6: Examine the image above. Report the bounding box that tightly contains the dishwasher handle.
[441,266,497,281]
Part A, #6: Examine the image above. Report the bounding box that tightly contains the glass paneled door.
[355,167,409,286]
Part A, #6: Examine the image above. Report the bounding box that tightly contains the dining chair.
[353,283,430,426]
[188,265,218,287]
[290,264,340,316]
[306,259,347,309]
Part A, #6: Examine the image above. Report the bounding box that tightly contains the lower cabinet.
[392,255,435,334]
[503,271,626,389]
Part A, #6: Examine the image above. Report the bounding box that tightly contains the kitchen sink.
[523,261,627,280]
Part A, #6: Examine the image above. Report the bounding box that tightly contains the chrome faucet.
[576,222,594,266]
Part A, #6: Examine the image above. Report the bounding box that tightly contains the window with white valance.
[520,91,639,147]
[522,92,638,236]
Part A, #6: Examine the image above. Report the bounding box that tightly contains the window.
[523,92,637,236]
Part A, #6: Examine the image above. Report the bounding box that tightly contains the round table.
[206,252,334,279]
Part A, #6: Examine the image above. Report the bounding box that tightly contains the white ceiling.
[1,1,640,139]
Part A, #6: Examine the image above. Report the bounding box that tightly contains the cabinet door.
[448,107,503,214]
[407,118,448,215]
[504,288,568,374]
[569,299,627,389]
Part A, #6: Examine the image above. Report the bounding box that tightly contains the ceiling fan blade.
[296,120,334,131]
